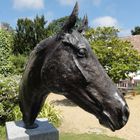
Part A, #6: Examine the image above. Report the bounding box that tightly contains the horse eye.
[77,48,87,58]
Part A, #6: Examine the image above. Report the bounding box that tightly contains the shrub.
[9,54,27,74]
[0,74,21,124]
[39,102,62,127]
[12,105,22,121]
[0,29,14,76]
[9,102,62,127]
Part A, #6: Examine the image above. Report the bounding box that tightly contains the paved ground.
[47,93,140,140]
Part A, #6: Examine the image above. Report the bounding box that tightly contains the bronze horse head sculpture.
[19,3,129,131]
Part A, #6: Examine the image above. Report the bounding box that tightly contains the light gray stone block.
[5,118,59,140]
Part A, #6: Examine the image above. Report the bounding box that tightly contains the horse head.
[19,2,129,131]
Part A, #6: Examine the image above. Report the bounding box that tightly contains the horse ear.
[78,14,88,33]
[62,2,79,33]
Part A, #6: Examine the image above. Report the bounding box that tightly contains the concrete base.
[5,118,59,140]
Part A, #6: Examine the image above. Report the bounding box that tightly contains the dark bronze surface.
[19,2,129,131]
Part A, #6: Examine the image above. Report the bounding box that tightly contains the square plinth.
[5,118,59,140]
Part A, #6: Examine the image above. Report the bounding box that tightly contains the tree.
[13,15,84,54]
[131,26,140,35]
[34,15,48,43]
[86,27,140,82]
[86,26,119,41]
[47,16,83,36]
[13,15,48,55]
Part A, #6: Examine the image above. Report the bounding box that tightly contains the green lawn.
[0,126,124,140]
[60,133,124,140]
[0,126,6,140]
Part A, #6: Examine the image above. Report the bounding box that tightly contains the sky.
[0,0,140,36]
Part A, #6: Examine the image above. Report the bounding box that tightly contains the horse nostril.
[122,105,129,124]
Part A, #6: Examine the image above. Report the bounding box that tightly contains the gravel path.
[47,93,140,140]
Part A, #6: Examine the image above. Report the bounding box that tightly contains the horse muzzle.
[99,104,129,131]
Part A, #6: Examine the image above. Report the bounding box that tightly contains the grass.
[60,133,124,140]
[0,126,124,140]
[0,126,6,140]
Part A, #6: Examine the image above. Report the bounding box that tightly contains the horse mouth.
[99,115,117,131]
[98,110,128,131]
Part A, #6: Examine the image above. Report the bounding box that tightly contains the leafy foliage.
[10,102,62,127]
[13,15,48,54]
[131,26,140,35]
[9,54,27,74]
[86,27,140,82]
[86,26,119,41]
[47,16,69,36]
[39,102,62,127]
[0,29,14,76]
[13,15,83,54]
[0,74,21,124]
[47,16,83,36]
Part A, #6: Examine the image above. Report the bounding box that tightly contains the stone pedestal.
[5,118,59,140]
